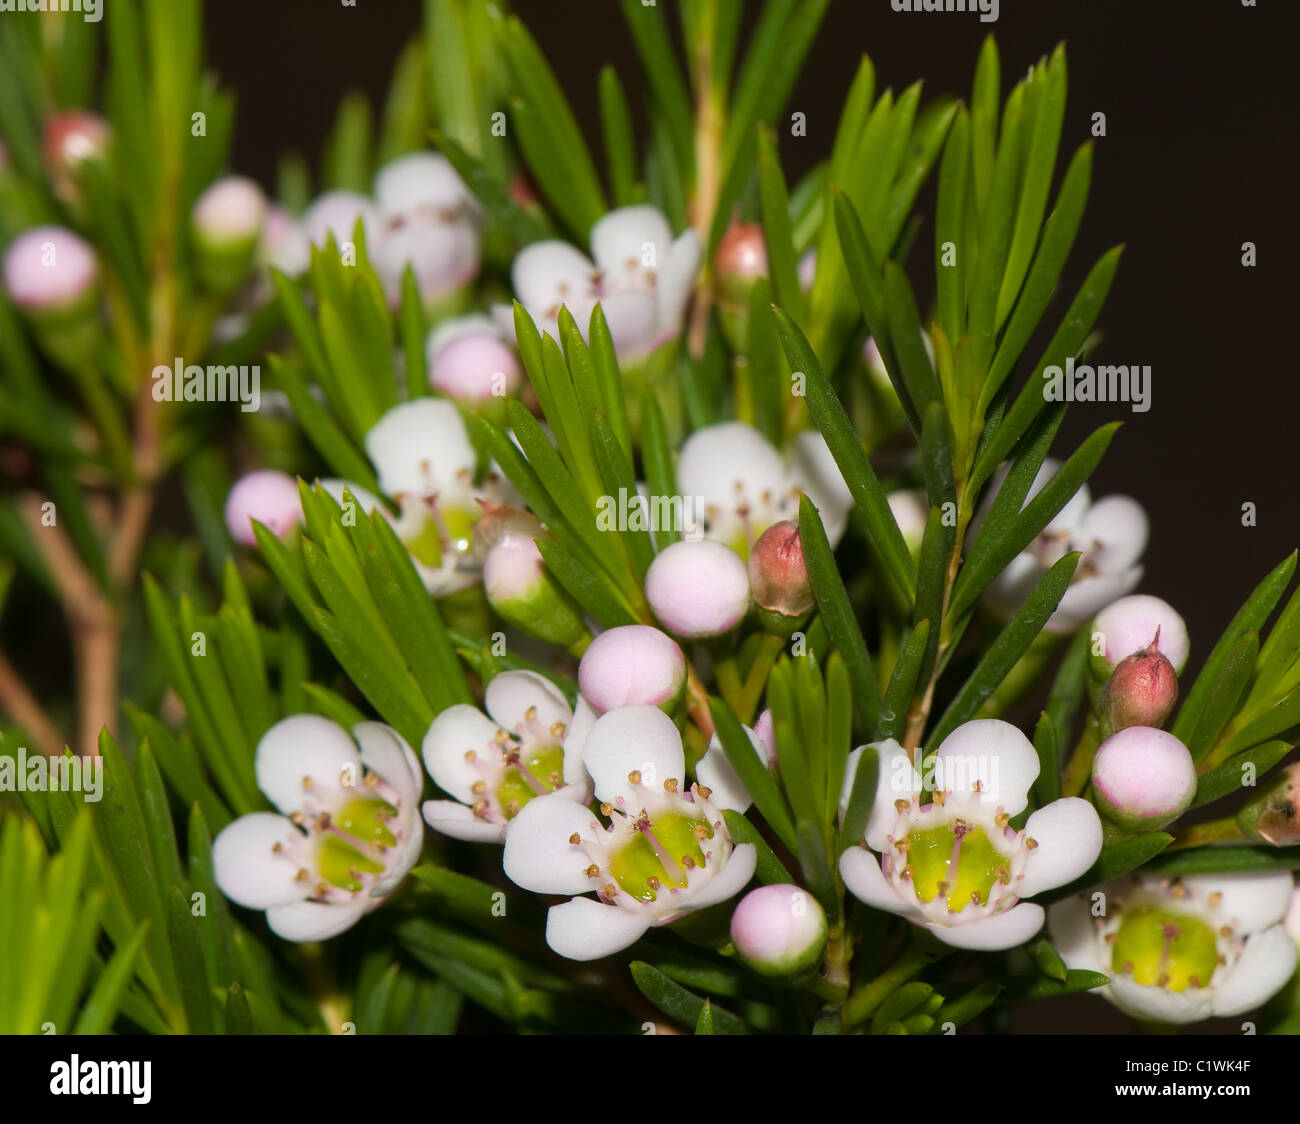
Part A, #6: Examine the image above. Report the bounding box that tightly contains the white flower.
[302,190,379,251]
[212,715,424,942]
[677,422,854,554]
[421,670,591,842]
[1049,871,1298,1023]
[839,720,1103,950]
[502,705,757,960]
[694,717,774,816]
[973,457,1148,632]
[360,398,519,595]
[505,204,701,361]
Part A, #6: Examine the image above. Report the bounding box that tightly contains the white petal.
[1016,798,1104,899]
[317,478,385,518]
[1079,495,1148,573]
[421,799,506,842]
[696,726,766,814]
[365,398,476,498]
[787,430,854,546]
[1047,567,1144,633]
[545,897,651,961]
[354,721,422,808]
[562,696,598,787]
[1210,925,1298,1017]
[485,669,572,736]
[931,903,1046,950]
[1107,975,1211,1024]
[682,843,756,911]
[501,793,604,895]
[1046,897,1107,975]
[373,813,424,895]
[599,289,658,358]
[212,813,311,910]
[1182,869,1297,935]
[421,704,501,803]
[656,230,702,332]
[302,190,378,249]
[933,719,1038,814]
[265,898,372,943]
[677,422,788,518]
[839,847,922,919]
[255,715,360,815]
[374,152,471,219]
[427,312,503,361]
[583,705,686,805]
[511,241,595,311]
[590,204,672,277]
[1030,459,1091,535]
[865,739,922,853]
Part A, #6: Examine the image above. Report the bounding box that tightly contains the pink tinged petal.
[302,190,378,249]
[839,847,922,920]
[421,800,506,843]
[422,704,502,802]
[511,241,595,311]
[583,705,687,805]
[427,312,503,359]
[930,902,1046,951]
[501,793,604,895]
[1107,975,1211,1024]
[1079,495,1148,573]
[224,470,301,546]
[354,721,421,808]
[786,430,854,547]
[364,397,476,498]
[562,696,598,786]
[589,204,673,278]
[933,719,1038,815]
[265,898,372,943]
[1181,870,1297,936]
[485,669,572,736]
[1094,594,1190,673]
[578,625,685,713]
[1210,925,1299,1017]
[656,230,702,331]
[255,715,361,816]
[645,539,751,639]
[597,289,658,358]
[373,815,424,896]
[864,739,922,853]
[373,152,472,218]
[212,813,312,910]
[545,897,652,961]
[374,217,477,303]
[697,727,765,814]
[681,843,757,910]
[1016,798,1104,899]
[1047,568,1144,633]
[1047,897,1107,975]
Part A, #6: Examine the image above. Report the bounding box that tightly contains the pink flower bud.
[748,520,813,618]
[645,539,751,639]
[193,176,266,245]
[42,111,110,202]
[730,883,828,978]
[430,332,521,403]
[1092,595,1189,675]
[578,625,686,714]
[303,190,378,250]
[259,204,311,277]
[224,470,301,546]
[1091,726,1196,832]
[714,221,768,308]
[483,533,587,649]
[1102,635,1179,734]
[3,226,98,313]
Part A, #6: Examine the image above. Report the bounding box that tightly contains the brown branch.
[0,649,64,755]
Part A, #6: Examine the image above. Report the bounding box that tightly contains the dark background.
[203,0,1299,1032]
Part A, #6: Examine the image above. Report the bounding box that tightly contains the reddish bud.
[747,520,813,619]
[1102,631,1179,734]
[713,221,768,308]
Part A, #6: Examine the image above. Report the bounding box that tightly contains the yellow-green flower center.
[496,744,565,818]
[610,812,714,903]
[1110,905,1219,992]
[905,821,1009,914]
[318,798,397,892]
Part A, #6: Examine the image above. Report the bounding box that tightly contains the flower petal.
[786,430,854,546]
[255,715,360,815]
[1107,975,1211,1024]
[1016,798,1104,899]
[501,793,605,895]
[930,902,1046,950]
[656,230,702,331]
[545,897,652,961]
[354,721,422,808]
[373,813,423,896]
[1048,567,1144,632]
[485,669,572,737]
[212,813,311,910]
[421,704,502,804]
[696,725,766,814]
[933,719,1038,815]
[511,241,595,311]
[421,799,506,842]
[1181,869,1297,935]
[265,898,371,943]
[682,843,756,911]
[864,739,922,853]
[589,204,672,278]
[562,695,598,787]
[1209,925,1298,1017]
[583,705,686,805]
[677,422,789,521]
[1079,495,1148,573]
[839,847,922,920]
[598,289,658,358]
[365,398,476,498]
[1046,897,1107,975]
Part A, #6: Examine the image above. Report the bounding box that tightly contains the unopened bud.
[1091,595,1189,677]
[645,539,751,639]
[714,221,768,309]
[483,533,587,650]
[302,190,379,250]
[1091,726,1196,832]
[42,111,110,205]
[730,884,828,979]
[225,470,302,546]
[578,625,686,715]
[3,225,100,369]
[430,330,521,405]
[192,175,267,292]
[1101,634,1179,734]
[1237,764,1300,846]
[748,521,813,624]
[259,204,311,278]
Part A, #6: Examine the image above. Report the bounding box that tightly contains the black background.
[201,0,1296,1034]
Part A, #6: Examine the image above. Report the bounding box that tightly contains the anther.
[628,770,642,785]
